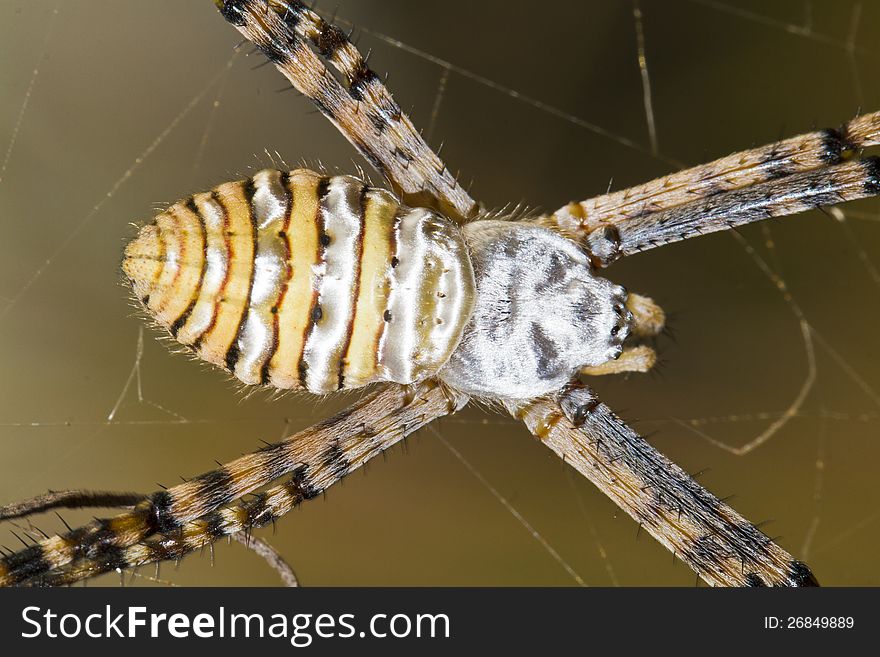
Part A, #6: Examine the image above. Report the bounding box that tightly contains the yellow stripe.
[342,189,398,387]
[175,192,223,346]
[121,223,163,303]
[144,213,178,319]
[268,169,322,388]
[154,202,204,329]
[411,242,446,381]
[197,181,255,368]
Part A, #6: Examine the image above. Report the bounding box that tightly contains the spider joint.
[557,383,599,428]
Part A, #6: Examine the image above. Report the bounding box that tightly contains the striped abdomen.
[123,169,475,393]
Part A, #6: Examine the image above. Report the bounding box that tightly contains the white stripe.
[302,176,363,392]
[180,193,228,343]
[236,171,289,383]
[380,207,430,382]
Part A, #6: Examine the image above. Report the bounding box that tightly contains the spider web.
[0,0,878,586]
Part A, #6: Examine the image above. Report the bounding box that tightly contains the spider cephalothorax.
[439,220,634,398]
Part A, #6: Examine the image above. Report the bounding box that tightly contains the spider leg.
[0,490,146,522]
[626,293,665,338]
[215,0,479,222]
[33,473,312,586]
[2,491,299,586]
[581,156,880,266]
[0,380,467,586]
[579,294,663,376]
[505,385,818,587]
[580,345,656,376]
[229,532,299,587]
[539,111,880,253]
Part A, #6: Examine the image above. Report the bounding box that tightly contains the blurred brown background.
[1,0,878,586]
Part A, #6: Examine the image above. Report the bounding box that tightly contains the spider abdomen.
[123,169,475,393]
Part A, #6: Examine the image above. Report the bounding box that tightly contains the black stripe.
[837,122,861,155]
[787,560,820,587]
[255,440,303,483]
[280,1,305,28]
[759,141,794,180]
[297,177,331,388]
[744,573,767,587]
[243,492,270,527]
[224,179,259,373]
[203,510,227,539]
[315,21,347,58]
[170,198,208,339]
[322,441,352,479]
[818,128,844,164]
[861,156,880,195]
[217,0,248,26]
[337,185,368,389]
[3,544,52,585]
[286,465,321,501]
[95,544,129,573]
[191,466,237,513]
[149,490,179,534]
[260,171,293,385]
[349,62,379,101]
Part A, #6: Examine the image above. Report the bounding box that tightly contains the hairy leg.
[0,491,145,522]
[583,157,880,266]
[4,496,299,587]
[215,0,479,221]
[540,111,880,243]
[0,380,467,586]
[32,473,315,586]
[506,386,818,587]
[626,293,665,338]
[580,345,656,376]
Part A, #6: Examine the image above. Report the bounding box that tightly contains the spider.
[1,0,878,587]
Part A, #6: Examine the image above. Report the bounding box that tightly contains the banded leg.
[33,473,328,586]
[215,0,479,222]
[0,380,468,587]
[505,386,818,587]
[1,494,299,587]
[540,111,880,244]
[581,157,880,266]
